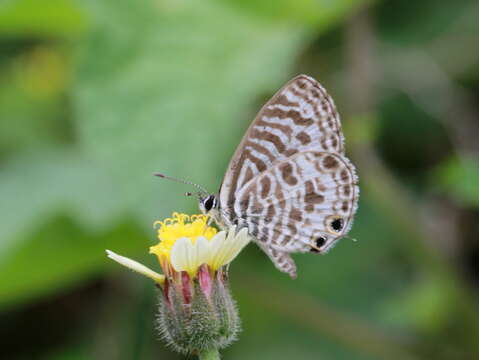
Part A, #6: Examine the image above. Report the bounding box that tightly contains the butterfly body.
[198,75,359,278]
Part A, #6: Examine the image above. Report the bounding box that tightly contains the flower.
[106,212,251,355]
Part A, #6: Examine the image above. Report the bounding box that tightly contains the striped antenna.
[153,173,209,196]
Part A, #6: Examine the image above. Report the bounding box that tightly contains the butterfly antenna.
[154,173,209,195]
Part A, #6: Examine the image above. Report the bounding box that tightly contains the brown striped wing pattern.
[217,75,359,277]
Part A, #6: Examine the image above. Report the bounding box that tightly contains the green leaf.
[380,275,453,331]
[376,0,477,46]
[221,0,371,27]
[435,157,479,207]
[0,0,86,37]
[45,345,89,360]
[0,148,141,308]
[0,148,124,257]
[0,46,71,154]
[0,214,150,310]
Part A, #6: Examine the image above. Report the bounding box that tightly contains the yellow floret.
[150,212,217,261]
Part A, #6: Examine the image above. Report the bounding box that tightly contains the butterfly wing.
[219,75,345,212]
[217,75,358,277]
[235,151,358,277]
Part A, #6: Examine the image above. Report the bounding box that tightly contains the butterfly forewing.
[220,75,344,207]
[217,75,359,277]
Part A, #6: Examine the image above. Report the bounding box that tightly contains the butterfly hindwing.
[231,151,358,276]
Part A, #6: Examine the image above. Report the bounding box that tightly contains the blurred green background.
[1,0,479,359]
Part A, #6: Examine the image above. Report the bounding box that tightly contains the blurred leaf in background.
[436,157,479,207]
[1,0,479,359]
[0,0,367,313]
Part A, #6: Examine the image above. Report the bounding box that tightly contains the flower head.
[150,213,217,261]
[106,212,250,354]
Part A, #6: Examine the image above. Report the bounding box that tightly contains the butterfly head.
[198,194,219,215]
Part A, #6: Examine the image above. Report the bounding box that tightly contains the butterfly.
[157,75,359,278]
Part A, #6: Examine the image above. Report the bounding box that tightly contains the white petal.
[106,250,164,284]
[224,227,251,262]
[206,231,226,266]
[171,237,210,275]
[195,236,210,266]
[170,237,190,272]
[208,227,251,269]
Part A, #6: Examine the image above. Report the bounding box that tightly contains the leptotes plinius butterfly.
[158,75,359,278]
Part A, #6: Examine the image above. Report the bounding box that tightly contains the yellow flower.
[106,212,250,281]
[150,212,217,261]
[106,212,249,354]
[170,225,249,277]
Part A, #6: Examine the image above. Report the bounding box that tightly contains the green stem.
[198,348,220,360]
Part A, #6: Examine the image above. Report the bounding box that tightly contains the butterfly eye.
[326,216,344,233]
[203,196,215,212]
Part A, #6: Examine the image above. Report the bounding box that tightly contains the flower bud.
[157,267,239,354]
[106,213,250,356]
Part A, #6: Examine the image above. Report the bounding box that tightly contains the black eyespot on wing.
[331,218,343,232]
[310,236,327,252]
[316,236,326,247]
[204,196,215,211]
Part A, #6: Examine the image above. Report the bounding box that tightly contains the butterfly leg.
[257,243,297,279]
